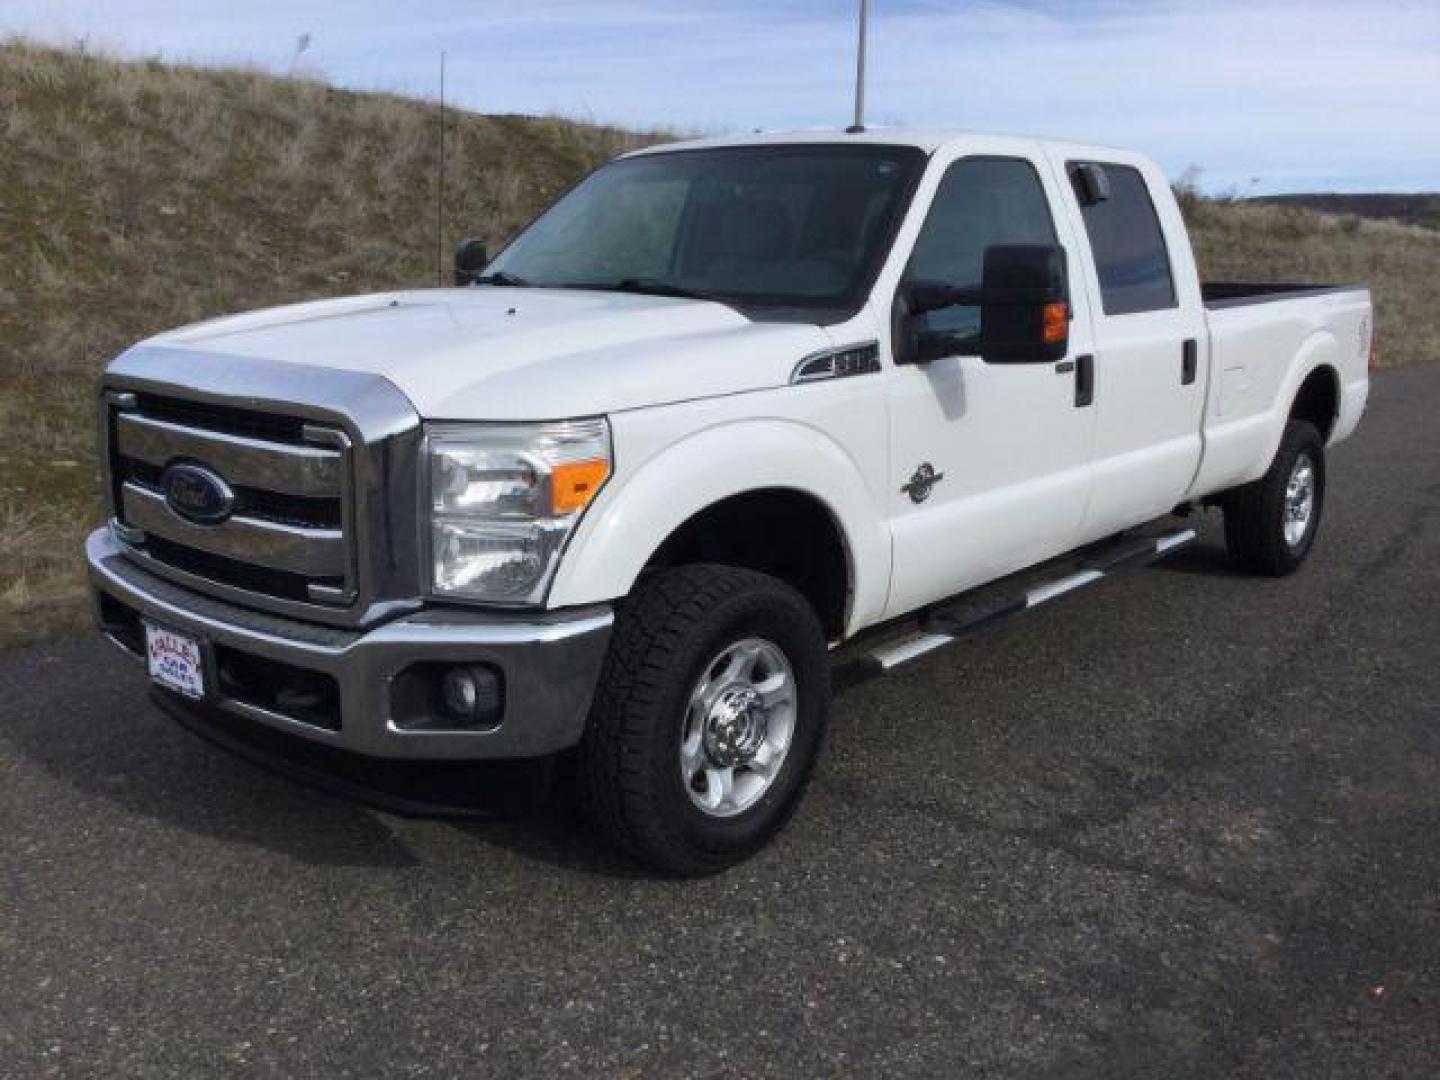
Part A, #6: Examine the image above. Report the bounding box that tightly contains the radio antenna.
[847,0,869,133]
[435,51,446,287]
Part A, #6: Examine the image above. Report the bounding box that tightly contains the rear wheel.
[1223,419,1326,576]
[577,564,831,875]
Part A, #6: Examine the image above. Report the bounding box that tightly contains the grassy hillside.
[1178,192,1438,370]
[0,41,656,645]
[2,40,1437,646]
[1254,193,1440,232]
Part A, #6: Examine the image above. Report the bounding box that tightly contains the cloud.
[6,0,1438,191]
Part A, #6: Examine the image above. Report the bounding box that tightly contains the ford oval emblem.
[161,463,235,525]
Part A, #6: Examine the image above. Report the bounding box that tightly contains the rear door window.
[1069,163,1176,316]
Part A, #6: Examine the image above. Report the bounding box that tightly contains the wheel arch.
[1289,362,1341,443]
[644,487,852,640]
[1238,332,1342,487]
[548,419,889,638]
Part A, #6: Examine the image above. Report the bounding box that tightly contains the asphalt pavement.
[2,366,1437,1078]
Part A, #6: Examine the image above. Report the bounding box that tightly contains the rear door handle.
[1182,338,1198,385]
[1075,354,1094,407]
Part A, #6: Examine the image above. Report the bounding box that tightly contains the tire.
[1222,419,1326,576]
[576,564,831,875]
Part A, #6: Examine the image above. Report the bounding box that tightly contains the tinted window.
[1070,163,1176,315]
[903,157,1058,351]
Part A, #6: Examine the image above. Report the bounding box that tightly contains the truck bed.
[1190,279,1371,504]
[1202,281,1362,310]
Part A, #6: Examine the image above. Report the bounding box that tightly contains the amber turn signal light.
[551,458,610,514]
[1042,301,1069,344]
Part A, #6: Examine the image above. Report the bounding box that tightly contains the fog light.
[391,662,506,732]
[437,664,503,726]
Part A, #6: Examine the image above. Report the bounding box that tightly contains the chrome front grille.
[99,346,425,628]
[107,391,357,609]
[115,410,344,496]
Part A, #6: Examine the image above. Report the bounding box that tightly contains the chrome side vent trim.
[791,341,881,384]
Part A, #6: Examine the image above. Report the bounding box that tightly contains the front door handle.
[1075,354,1094,407]
[1182,339,1198,385]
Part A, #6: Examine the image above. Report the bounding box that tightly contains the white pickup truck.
[87,130,1371,873]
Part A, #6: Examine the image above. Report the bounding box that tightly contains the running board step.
[837,527,1196,686]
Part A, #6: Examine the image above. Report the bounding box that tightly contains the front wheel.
[576,564,831,875]
[1222,419,1326,576]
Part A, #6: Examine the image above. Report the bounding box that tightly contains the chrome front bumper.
[87,528,613,760]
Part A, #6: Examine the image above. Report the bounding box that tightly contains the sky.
[6,0,1439,193]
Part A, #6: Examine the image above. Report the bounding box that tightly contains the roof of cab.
[625,127,1140,164]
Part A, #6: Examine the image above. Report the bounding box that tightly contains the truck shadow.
[0,638,424,868]
[0,531,1245,883]
[1149,534,1238,577]
[0,635,653,875]
[444,800,661,880]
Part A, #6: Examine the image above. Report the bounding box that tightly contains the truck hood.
[131,288,831,419]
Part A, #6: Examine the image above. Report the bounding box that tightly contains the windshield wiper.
[562,278,735,307]
[472,271,532,287]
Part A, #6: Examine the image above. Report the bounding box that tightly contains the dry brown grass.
[0,39,666,645]
[0,39,1436,647]
[1183,197,1438,368]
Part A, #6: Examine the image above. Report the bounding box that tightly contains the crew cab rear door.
[1046,151,1208,542]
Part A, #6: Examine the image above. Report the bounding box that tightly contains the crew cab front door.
[884,153,1098,617]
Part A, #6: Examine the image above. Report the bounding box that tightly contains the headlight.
[424,419,611,604]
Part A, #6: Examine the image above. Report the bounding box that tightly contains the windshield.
[486,144,927,321]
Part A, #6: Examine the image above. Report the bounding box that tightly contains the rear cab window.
[1067,162,1177,316]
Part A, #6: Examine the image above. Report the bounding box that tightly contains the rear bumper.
[87,528,613,760]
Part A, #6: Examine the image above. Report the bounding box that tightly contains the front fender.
[547,418,890,636]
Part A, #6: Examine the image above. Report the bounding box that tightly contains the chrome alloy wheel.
[1283,453,1317,548]
[680,637,797,818]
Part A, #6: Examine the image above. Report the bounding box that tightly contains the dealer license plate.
[144,623,206,700]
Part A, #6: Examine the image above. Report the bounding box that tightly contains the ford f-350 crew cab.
[87,130,1371,873]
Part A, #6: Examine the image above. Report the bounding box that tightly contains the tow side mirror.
[977,243,1070,364]
[897,243,1070,365]
[454,238,489,286]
